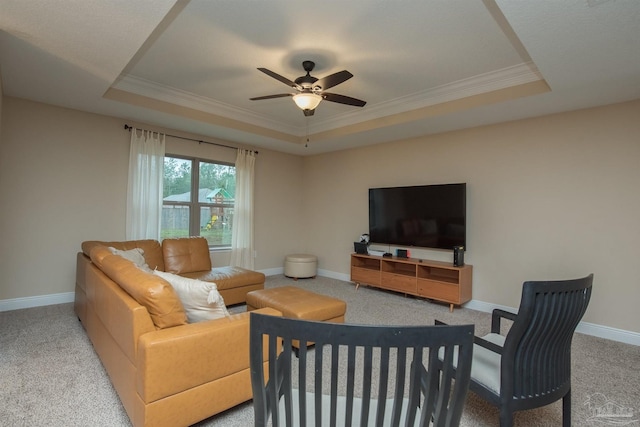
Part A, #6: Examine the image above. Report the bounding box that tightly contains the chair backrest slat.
[391,346,408,426]
[375,346,391,427]
[360,346,373,426]
[504,276,593,399]
[297,342,307,427]
[314,343,323,426]
[250,313,474,427]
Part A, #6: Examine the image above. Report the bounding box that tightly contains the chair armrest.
[491,308,517,333]
[136,307,281,403]
[473,335,504,355]
[438,318,504,354]
[438,317,504,355]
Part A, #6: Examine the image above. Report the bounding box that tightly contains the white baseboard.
[317,269,350,281]
[261,268,348,281]
[332,272,640,346]
[0,292,75,312]
[3,272,638,346]
[464,299,640,346]
[574,321,640,346]
[260,267,284,277]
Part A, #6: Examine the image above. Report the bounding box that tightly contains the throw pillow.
[153,270,230,323]
[108,247,152,272]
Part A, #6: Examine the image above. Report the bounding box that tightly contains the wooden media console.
[350,253,472,312]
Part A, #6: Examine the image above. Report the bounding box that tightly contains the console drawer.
[381,272,417,293]
[418,279,459,303]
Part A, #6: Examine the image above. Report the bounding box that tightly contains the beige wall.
[302,99,640,333]
[0,97,303,299]
[0,74,3,142]
[0,98,129,299]
[2,94,639,336]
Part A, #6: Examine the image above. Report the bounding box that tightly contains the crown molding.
[113,63,542,137]
[112,74,301,135]
[308,62,543,134]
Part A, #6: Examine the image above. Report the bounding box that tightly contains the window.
[161,156,235,247]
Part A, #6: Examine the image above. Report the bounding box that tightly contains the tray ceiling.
[1,0,639,154]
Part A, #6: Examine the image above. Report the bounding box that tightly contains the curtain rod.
[124,124,258,154]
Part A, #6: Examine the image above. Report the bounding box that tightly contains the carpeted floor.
[1,275,638,426]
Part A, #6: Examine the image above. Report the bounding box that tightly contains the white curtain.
[126,128,165,240]
[230,149,256,269]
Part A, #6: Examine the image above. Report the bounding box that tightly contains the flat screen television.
[369,183,466,251]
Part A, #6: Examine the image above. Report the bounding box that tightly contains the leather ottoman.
[246,286,347,348]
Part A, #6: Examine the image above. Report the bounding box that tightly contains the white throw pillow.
[153,270,229,323]
[108,247,152,272]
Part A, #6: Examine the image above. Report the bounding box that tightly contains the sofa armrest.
[136,307,282,403]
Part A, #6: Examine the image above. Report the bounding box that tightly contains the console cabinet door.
[351,255,382,286]
[351,267,381,286]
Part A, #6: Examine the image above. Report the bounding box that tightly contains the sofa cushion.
[153,270,230,323]
[180,266,266,291]
[83,239,165,271]
[162,237,212,274]
[90,245,187,329]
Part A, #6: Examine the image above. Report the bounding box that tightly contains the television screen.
[368,183,466,251]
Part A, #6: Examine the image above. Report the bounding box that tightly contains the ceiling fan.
[250,60,366,116]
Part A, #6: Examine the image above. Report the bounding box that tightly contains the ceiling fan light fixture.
[293,92,322,111]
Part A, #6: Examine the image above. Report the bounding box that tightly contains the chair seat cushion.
[440,332,505,394]
[278,390,422,427]
[471,333,505,394]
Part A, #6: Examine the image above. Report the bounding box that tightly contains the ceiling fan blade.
[257,68,301,89]
[303,109,315,117]
[313,70,353,91]
[250,93,294,101]
[322,92,366,107]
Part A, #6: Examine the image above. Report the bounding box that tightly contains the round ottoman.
[284,254,317,280]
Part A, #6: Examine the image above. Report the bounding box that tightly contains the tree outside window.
[161,156,235,247]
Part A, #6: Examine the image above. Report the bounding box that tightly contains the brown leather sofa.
[80,237,265,308]
[74,238,276,427]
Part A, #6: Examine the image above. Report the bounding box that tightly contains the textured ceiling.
[1,0,639,155]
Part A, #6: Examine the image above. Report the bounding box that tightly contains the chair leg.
[499,407,513,427]
[563,390,571,427]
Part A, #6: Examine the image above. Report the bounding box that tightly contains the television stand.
[350,253,472,312]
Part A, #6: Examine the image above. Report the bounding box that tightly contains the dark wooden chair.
[249,312,475,427]
[439,274,593,427]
